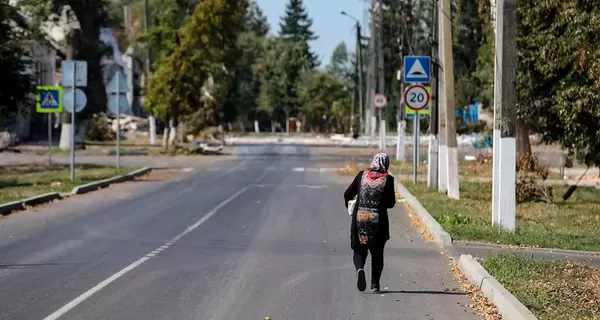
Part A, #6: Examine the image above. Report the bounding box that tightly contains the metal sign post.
[61,60,88,181]
[106,70,131,170]
[36,86,64,166]
[404,84,430,183]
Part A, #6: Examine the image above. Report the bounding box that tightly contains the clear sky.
[256,0,368,68]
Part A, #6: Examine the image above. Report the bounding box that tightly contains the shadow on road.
[374,290,466,295]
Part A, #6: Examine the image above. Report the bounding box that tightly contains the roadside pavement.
[0,144,481,320]
[451,241,600,268]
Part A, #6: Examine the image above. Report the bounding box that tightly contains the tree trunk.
[516,118,532,156]
[516,118,534,171]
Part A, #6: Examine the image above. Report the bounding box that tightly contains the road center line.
[43,170,270,320]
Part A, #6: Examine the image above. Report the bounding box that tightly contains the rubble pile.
[107,116,149,136]
[0,131,19,151]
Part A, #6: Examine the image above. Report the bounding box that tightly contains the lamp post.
[341,11,364,136]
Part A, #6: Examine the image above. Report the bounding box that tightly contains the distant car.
[192,139,224,154]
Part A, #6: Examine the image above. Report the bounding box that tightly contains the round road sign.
[373,93,387,108]
[404,84,429,111]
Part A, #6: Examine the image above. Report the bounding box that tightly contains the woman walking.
[344,153,396,292]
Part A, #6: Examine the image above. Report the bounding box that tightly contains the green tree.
[256,37,310,131]
[278,0,319,68]
[298,70,351,133]
[452,0,486,110]
[0,0,33,124]
[326,42,352,82]
[517,0,600,166]
[246,0,269,36]
[145,0,248,145]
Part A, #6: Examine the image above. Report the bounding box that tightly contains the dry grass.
[483,254,600,320]
[0,164,136,204]
[449,260,502,320]
[403,181,600,252]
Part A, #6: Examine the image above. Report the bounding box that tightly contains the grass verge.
[403,181,600,251]
[390,160,563,180]
[482,254,600,320]
[0,164,137,204]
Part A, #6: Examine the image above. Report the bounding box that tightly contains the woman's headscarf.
[368,153,390,175]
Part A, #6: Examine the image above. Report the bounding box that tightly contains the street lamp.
[340,10,364,137]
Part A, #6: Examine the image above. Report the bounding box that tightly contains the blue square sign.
[403,56,431,83]
[36,86,63,113]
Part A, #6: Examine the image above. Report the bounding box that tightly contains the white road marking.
[181,167,194,172]
[43,170,269,320]
[292,167,305,172]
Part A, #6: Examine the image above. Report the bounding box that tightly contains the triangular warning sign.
[407,60,427,78]
[41,92,59,107]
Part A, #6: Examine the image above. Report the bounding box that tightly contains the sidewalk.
[450,241,600,268]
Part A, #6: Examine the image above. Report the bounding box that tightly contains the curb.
[0,192,62,216]
[0,167,152,216]
[395,180,538,320]
[459,255,538,320]
[71,167,152,195]
[395,182,453,248]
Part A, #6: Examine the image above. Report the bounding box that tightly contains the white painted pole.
[149,115,156,145]
[116,72,121,170]
[495,0,517,231]
[490,0,500,225]
[440,0,460,199]
[396,120,405,161]
[437,0,448,194]
[427,135,438,188]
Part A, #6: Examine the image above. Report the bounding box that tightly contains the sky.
[256,0,368,68]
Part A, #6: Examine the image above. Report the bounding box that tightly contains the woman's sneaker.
[370,283,380,292]
[357,269,366,292]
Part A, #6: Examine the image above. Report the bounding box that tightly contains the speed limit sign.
[404,84,430,111]
[373,93,387,108]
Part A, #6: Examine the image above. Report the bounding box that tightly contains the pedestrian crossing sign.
[36,86,63,113]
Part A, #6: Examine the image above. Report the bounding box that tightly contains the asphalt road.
[0,145,480,320]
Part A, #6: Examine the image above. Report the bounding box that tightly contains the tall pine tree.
[246,0,269,36]
[278,0,319,68]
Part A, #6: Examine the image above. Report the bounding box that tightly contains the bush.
[85,113,114,141]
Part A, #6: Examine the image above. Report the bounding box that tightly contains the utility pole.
[427,0,439,189]
[356,22,364,135]
[437,0,448,193]
[490,0,500,225]
[365,1,377,139]
[376,0,386,150]
[439,0,460,199]
[395,6,406,161]
[492,0,517,230]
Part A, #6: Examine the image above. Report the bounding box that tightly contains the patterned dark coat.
[344,170,396,249]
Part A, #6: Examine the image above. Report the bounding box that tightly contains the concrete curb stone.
[459,255,538,320]
[395,181,453,248]
[0,167,152,216]
[395,180,538,320]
